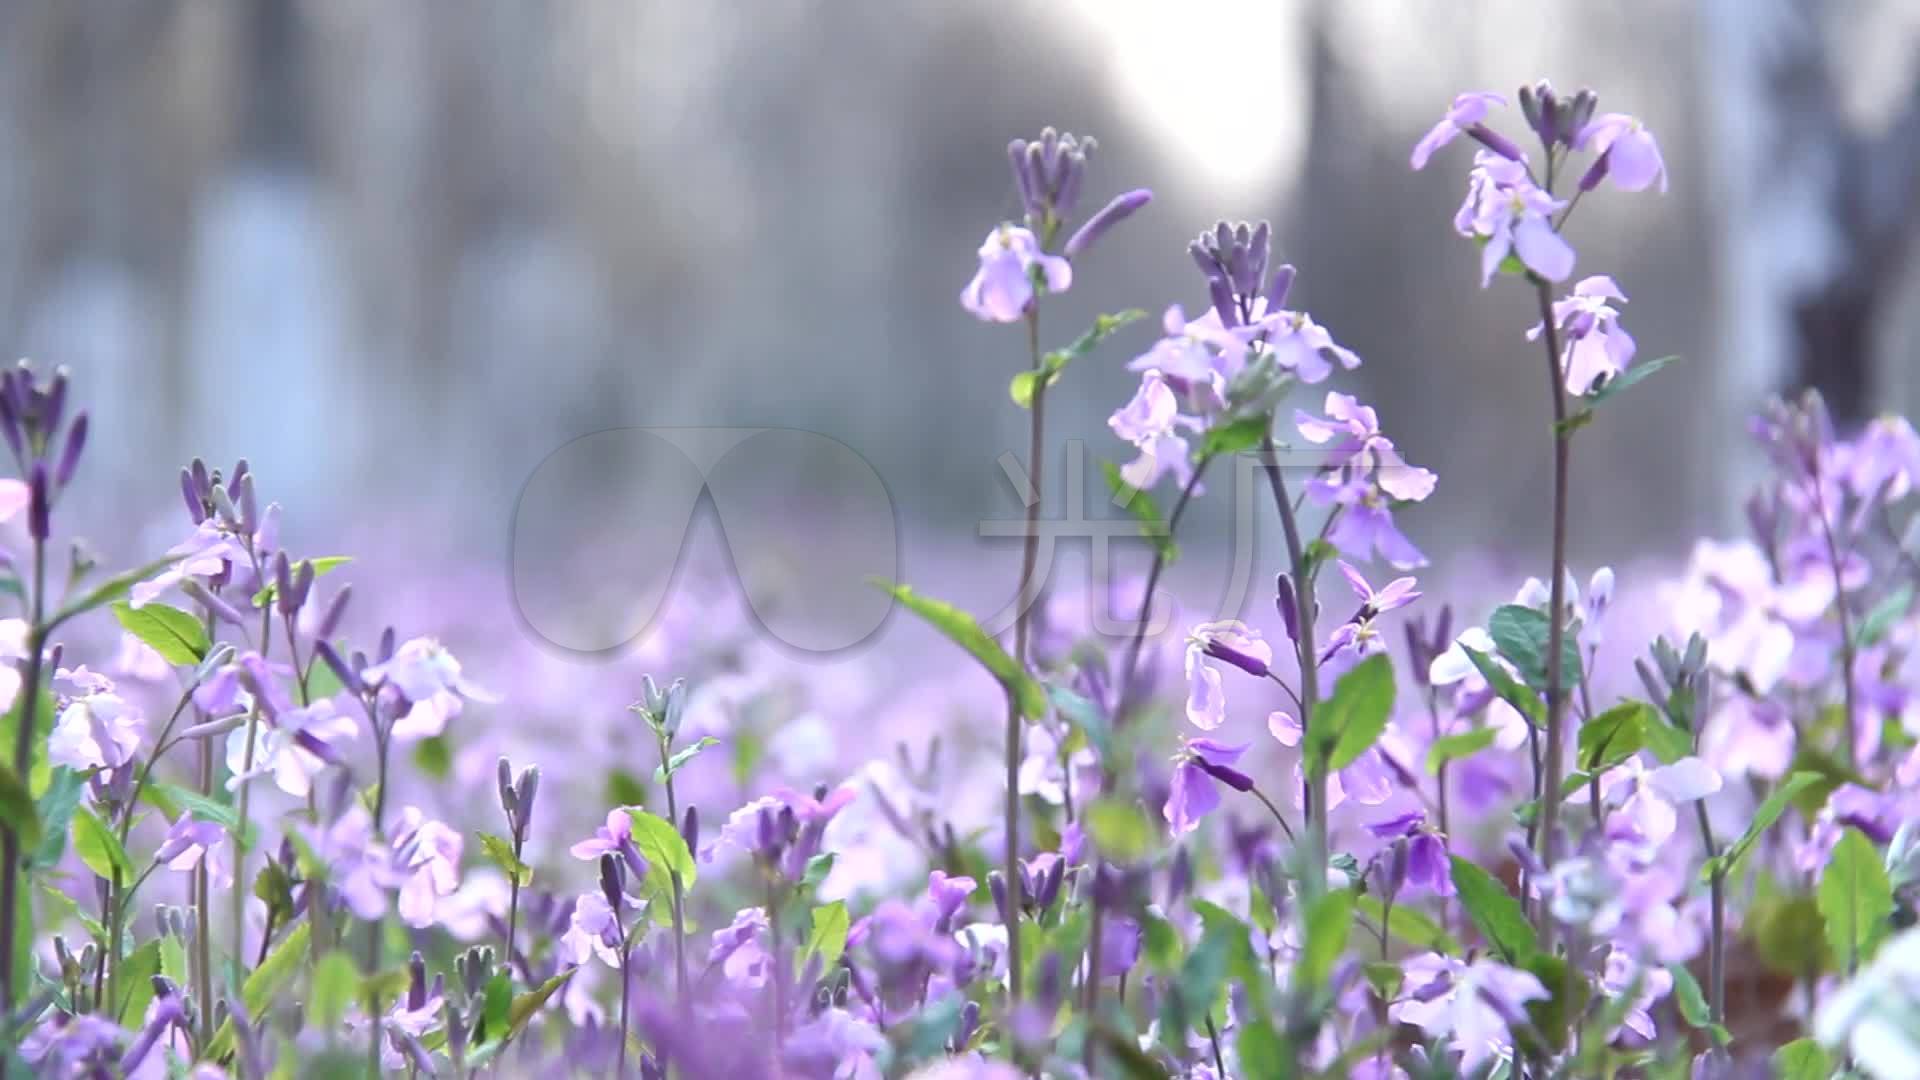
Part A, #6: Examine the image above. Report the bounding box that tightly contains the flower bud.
[1062,188,1152,259]
[515,766,540,836]
[1266,263,1296,311]
[26,463,48,541]
[53,412,86,487]
[681,804,699,853]
[317,585,351,640]
[1275,574,1300,644]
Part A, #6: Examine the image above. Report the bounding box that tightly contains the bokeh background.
[4,0,1920,660]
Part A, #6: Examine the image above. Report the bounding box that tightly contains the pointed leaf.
[873,581,1046,719]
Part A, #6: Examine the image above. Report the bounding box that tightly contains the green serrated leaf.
[1820,826,1893,973]
[1451,856,1537,964]
[873,581,1046,719]
[1488,604,1582,691]
[653,736,720,785]
[310,950,360,1029]
[800,900,849,978]
[1307,653,1395,775]
[110,601,209,665]
[1586,354,1679,405]
[1426,726,1498,775]
[477,832,533,887]
[72,805,131,882]
[627,809,697,901]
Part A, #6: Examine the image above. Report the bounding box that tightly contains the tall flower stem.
[658,734,690,1015]
[1809,477,1859,768]
[1118,459,1212,708]
[1003,307,1048,1007]
[365,714,392,1079]
[1259,432,1323,897]
[1694,800,1726,1024]
[0,538,45,1033]
[1531,277,1574,946]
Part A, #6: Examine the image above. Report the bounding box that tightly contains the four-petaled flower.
[1531,275,1637,395]
[1323,561,1422,662]
[1577,113,1667,193]
[1391,953,1549,1073]
[1163,737,1253,836]
[960,225,1071,323]
[1184,621,1272,730]
[1411,91,1514,170]
[1454,151,1575,286]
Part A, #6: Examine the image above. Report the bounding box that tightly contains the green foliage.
[1450,856,1537,964]
[0,760,38,851]
[1008,309,1147,407]
[1085,798,1155,861]
[1297,888,1356,989]
[72,805,131,882]
[1197,415,1270,458]
[1462,645,1543,726]
[627,808,698,903]
[1578,701,1688,771]
[1306,654,1395,776]
[29,766,87,870]
[654,736,720,784]
[250,555,353,606]
[1426,726,1497,774]
[1771,1038,1833,1080]
[111,601,210,665]
[1488,603,1582,691]
[872,581,1047,719]
[309,950,361,1029]
[1100,461,1177,563]
[412,734,452,781]
[1705,771,1821,881]
[204,922,312,1059]
[477,832,533,887]
[1356,894,1459,953]
[799,900,849,978]
[1819,827,1893,972]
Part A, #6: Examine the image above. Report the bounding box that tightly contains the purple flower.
[1597,756,1722,849]
[1109,370,1195,492]
[47,688,143,775]
[570,809,635,862]
[960,225,1071,323]
[155,816,233,889]
[561,889,630,969]
[225,698,357,798]
[1530,275,1637,395]
[1599,948,1673,1043]
[1367,809,1454,897]
[1309,475,1429,569]
[1390,953,1548,1073]
[1411,91,1512,170]
[1577,113,1667,193]
[390,807,464,928]
[1184,621,1272,729]
[1163,737,1251,835]
[708,906,772,988]
[1453,151,1575,285]
[1296,392,1437,503]
[1323,561,1422,661]
[361,637,497,741]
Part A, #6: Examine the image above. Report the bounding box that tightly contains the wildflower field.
[7,80,1920,1080]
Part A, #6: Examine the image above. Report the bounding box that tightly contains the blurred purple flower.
[1184,621,1272,729]
[1530,275,1637,395]
[960,225,1070,323]
[1453,151,1574,285]
[1410,91,1511,170]
[1164,737,1251,836]
[1577,113,1667,193]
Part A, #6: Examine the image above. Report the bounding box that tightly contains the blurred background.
[4,0,1920,648]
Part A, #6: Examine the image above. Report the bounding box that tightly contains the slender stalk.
[1531,278,1574,946]
[659,734,690,1014]
[1247,786,1298,842]
[766,877,788,1056]
[194,738,214,1047]
[1002,308,1048,1009]
[616,926,632,1077]
[1202,1011,1229,1077]
[1258,433,1323,897]
[1810,477,1859,768]
[0,539,45,1032]
[1080,882,1105,1074]
[365,715,392,1079]
[1694,800,1726,1023]
[1118,459,1212,704]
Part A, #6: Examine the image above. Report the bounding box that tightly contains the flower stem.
[1003,308,1048,1009]
[1118,458,1212,707]
[1531,277,1574,946]
[1693,799,1726,1024]
[1810,476,1859,769]
[1080,877,1105,1074]
[659,734,690,1016]
[0,538,45,1034]
[1259,433,1323,897]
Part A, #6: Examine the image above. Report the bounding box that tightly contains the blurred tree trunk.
[1702,0,1920,431]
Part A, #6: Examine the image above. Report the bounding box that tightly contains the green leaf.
[1099,461,1178,564]
[1307,653,1395,775]
[250,556,353,606]
[800,900,849,978]
[1706,771,1822,881]
[150,783,240,833]
[1050,685,1113,762]
[0,760,39,850]
[1045,310,1147,374]
[626,809,697,898]
[1009,370,1041,409]
[310,950,360,1029]
[1856,583,1914,649]
[1576,701,1687,769]
[72,805,131,882]
[1462,645,1544,725]
[1236,1019,1293,1080]
[1586,354,1679,405]
[1085,798,1155,861]
[479,971,512,1043]
[606,768,648,809]
[48,556,177,631]
[1426,726,1497,775]
[1356,894,1460,953]
[110,601,209,665]
[1450,856,1537,963]
[115,939,162,1025]
[468,968,575,1061]
[477,832,533,887]
[412,734,452,781]
[1669,963,1711,1028]
[1298,887,1355,989]
[30,767,87,869]
[204,922,312,1059]
[1197,414,1269,458]
[653,736,720,784]
[1488,604,1582,691]
[1748,893,1832,976]
[1819,827,1893,972]
[1771,1038,1832,1080]
[872,581,1046,719]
